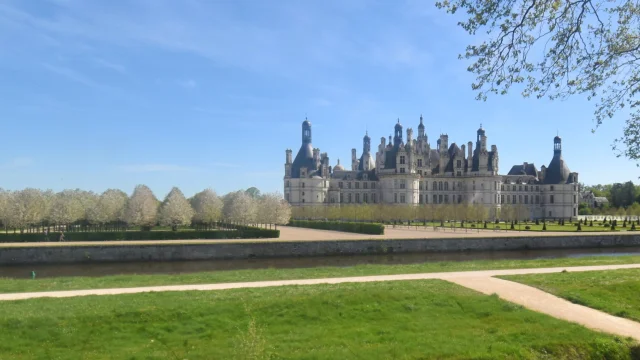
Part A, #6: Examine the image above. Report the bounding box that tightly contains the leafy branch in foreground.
[436,0,640,162]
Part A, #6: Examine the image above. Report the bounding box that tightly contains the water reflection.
[1,247,640,279]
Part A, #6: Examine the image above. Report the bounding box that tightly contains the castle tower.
[394,119,403,146]
[418,114,425,138]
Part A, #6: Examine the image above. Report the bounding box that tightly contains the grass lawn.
[394,221,632,232]
[2,255,640,294]
[502,268,640,323]
[0,280,638,359]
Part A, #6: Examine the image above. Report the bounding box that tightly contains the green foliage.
[0,280,637,359]
[288,220,384,235]
[0,227,279,242]
[436,0,640,162]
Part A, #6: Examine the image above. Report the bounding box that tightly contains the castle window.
[355,182,360,189]
[286,181,290,188]
[364,193,368,203]
[347,182,351,189]
[433,195,437,203]
[302,199,305,203]
[501,184,504,191]
[355,193,360,203]
[525,185,528,191]
[536,186,539,191]
[481,183,484,189]
[400,156,406,165]
[512,195,516,204]
[536,195,540,204]
[444,182,449,191]
[525,195,529,204]
[550,195,554,203]
[519,195,523,203]
[348,193,352,203]
[371,182,376,189]
[425,182,428,190]
[302,192,305,196]
[473,181,476,191]
[507,195,511,203]
[400,167,406,173]
[339,182,343,189]
[550,185,555,191]
[457,171,461,176]
[302,182,305,188]
[419,194,423,203]
[400,194,406,203]
[458,195,462,203]
[419,182,423,190]
[457,160,462,168]
[501,194,504,204]
[433,181,437,190]
[573,195,577,203]
[400,180,406,189]
[418,159,423,167]
[340,194,344,203]
[363,182,368,189]
[439,181,443,190]
[444,195,449,203]
[452,182,456,190]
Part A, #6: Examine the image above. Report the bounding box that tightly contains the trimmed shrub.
[611,224,616,231]
[0,228,279,243]
[589,220,593,227]
[577,223,582,231]
[510,222,515,230]
[631,223,637,231]
[524,226,531,230]
[542,223,547,231]
[288,220,384,235]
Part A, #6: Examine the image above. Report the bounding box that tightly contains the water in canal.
[1,247,640,279]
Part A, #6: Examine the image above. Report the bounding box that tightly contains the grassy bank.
[502,268,640,322]
[393,221,630,232]
[2,255,640,294]
[0,280,637,359]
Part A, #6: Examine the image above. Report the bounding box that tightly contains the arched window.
[444,182,449,190]
[433,181,437,191]
[439,181,443,190]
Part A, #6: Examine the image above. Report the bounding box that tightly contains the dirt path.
[2,264,640,340]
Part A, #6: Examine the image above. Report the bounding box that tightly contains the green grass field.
[0,280,637,359]
[502,268,640,323]
[394,221,633,232]
[2,255,640,294]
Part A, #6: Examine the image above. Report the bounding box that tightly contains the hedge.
[0,228,279,243]
[288,220,384,235]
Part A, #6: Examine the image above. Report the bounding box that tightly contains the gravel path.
[2,263,640,340]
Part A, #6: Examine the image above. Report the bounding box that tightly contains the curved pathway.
[2,264,640,341]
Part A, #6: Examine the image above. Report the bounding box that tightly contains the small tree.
[542,222,547,231]
[125,185,158,230]
[577,222,582,231]
[190,188,223,228]
[158,187,194,231]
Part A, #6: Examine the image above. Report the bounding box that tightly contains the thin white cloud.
[93,57,126,74]
[42,63,102,89]
[178,79,197,89]
[0,157,34,169]
[118,164,195,173]
[211,162,240,168]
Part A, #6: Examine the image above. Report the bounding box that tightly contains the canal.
[1,247,640,279]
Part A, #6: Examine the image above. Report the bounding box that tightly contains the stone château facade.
[284,117,580,219]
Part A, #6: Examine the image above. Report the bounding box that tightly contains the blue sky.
[0,0,637,198]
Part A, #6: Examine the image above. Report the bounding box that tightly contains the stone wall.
[2,234,640,265]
